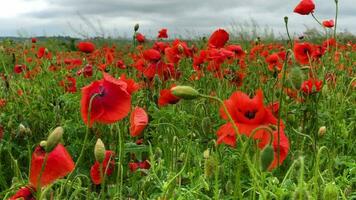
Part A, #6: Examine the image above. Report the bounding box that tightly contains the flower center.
[99,86,106,97]
[244,110,256,119]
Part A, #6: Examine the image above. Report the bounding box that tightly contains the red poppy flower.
[77,41,95,53]
[9,186,36,200]
[165,47,181,64]
[59,76,77,93]
[129,160,150,172]
[208,29,229,48]
[116,60,126,69]
[90,150,115,185]
[77,64,93,78]
[0,99,6,108]
[158,85,180,107]
[119,74,140,95]
[226,44,245,58]
[130,107,149,137]
[37,47,46,58]
[322,19,334,28]
[136,33,145,43]
[157,28,168,39]
[81,73,131,126]
[266,53,282,71]
[31,38,37,43]
[294,0,315,15]
[143,49,161,62]
[301,78,323,94]
[294,42,313,65]
[217,90,289,170]
[29,144,75,187]
[14,64,26,74]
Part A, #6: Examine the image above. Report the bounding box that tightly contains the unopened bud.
[94,138,106,163]
[323,183,338,200]
[171,86,200,100]
[40,140,47,148]
[203,149,210,159]
[284,16,289,24]
[46,127,63,152]
[260,145,274,171]
[18,124,27,134]
[134,23,139,32]
[318,126,326,137]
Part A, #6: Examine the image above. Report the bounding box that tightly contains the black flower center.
[244,110,257,119]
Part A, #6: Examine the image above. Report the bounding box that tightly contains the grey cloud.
[1,0,355,37]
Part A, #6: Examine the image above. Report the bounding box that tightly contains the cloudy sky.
[0,0,355,38]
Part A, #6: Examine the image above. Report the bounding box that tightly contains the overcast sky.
[0,0,355,38]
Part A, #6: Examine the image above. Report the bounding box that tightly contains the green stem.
[276,51,290,167]
[100,162,105,200]
[311,13,323,27]
[59,93,99,196]
[36,153,49,199]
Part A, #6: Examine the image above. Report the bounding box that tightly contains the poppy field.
[0,0,355,199]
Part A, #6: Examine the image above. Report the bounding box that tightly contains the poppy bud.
[284,16,288,24]
[134,23,139,32]
[18,124,27,134]
[171,86,200,100]
[203,149,210,159]
[204,155,218,178]
[260,145,274,171]
[46,127,63,152]
[318,126,326,137]
[94,139,106,163]
[323,182,338,200]
[40,140,47,148]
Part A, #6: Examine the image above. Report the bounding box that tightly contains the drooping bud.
[318,126,326,137]
[94,138,106,163]
[46,126,63,152]
[260,145,274,171]
[134,23,139,32]
[171,86,200,100]
[323,182,338,200]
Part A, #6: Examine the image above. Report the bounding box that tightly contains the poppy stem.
[276,50,291,168]
[59,93,100,196]
[99,162,105,200]
[284,16,293,49]
[36,152,49,199]
[311,13,323,27]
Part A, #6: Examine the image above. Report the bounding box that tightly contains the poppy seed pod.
[171,86,200,100]
[260,145,274,171]
[94,139,106,163]
[46,127,63,152]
